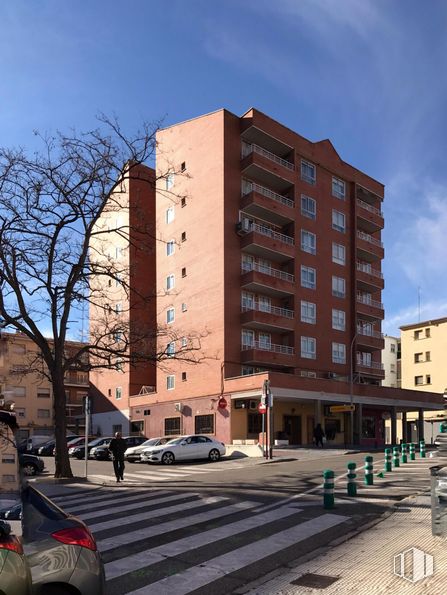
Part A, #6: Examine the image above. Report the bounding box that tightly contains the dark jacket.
[313,425,325,439]
[108,438,127,460]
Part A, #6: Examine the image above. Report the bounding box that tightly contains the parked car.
[125,436,176,463]
[19,454,45,477]
[140,434,226,465]
[65,436,97,457]
[89,438,113,460]
[26,434,77,455]
[0,502,22,520]
[22,484,105,594]
[0,518,32,595]
[71,436,114,460]
[92,435,147,461]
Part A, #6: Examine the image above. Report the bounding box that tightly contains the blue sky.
[1,0,447,338]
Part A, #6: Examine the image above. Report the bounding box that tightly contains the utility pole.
[83,395,91,479]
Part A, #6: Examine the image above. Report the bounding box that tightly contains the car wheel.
[22,463,37,476]
[44,585,73,595]
[209,449,220,462]
[161,452,175,465]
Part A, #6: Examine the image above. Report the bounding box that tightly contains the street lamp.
[349,332,358,446]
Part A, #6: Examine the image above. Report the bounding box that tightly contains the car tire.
[208,449,220,462]
[22,463,38,476]
[161,452,175,465]
[44,585,73,595]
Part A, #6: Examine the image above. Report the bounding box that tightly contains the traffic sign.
[329,405,355,413]
[258,402,267,414]
[218,397,227,409]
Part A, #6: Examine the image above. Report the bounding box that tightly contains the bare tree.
[0,116,206,478]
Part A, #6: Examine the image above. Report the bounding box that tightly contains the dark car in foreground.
[19,454,45,477]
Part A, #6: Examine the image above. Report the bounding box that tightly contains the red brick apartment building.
[90,108,443,447]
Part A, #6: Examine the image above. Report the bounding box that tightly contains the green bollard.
[420,440,426,458]
[409,443,415,461]
[393,446,400,468]
[364,456,373,485]
[323,469,335,509]
[401,442,408,464]
[384,448,392,472]
[347,462,357,496]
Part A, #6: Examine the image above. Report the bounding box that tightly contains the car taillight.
[51,526,97,551]
[0,536,24,554]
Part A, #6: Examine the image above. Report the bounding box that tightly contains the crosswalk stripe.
[124,513,349,595]
[63,490,173,515]
[97,500,256,552]
[105,504,302,580]
[89,495,226,534]
[51,488,165,507]
[80,493,200,525]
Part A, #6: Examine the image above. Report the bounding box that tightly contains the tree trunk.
[52,372,73,478]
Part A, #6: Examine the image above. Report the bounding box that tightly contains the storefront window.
[362,416,376,439]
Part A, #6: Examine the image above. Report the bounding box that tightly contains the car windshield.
[87,437,105,446]
[165,437,186,445]
[142,438,162,447]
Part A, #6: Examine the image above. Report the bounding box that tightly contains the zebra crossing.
[50,485,351,595]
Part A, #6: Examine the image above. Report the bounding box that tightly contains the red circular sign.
[258,402,267,414]
[218,397,227,409]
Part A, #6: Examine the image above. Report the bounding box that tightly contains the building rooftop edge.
[400,316,447,331]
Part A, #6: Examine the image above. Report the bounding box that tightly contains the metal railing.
[356,357,384,370]
[356,293,384,310]
[242,301,294,319]
[356,261,384,279]
[241,142,295,171]
[242,219,294,246]
[242,341,294,355]
[241,261,295,283]
[242,180,294,209]
[357,230,383,248]
[357,326,384,339]
[357,198,383,217]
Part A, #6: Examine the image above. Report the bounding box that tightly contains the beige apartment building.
[0,331,89,442]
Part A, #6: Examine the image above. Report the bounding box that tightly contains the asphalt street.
[33,451,435,594]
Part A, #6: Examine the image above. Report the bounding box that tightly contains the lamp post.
[349,332,358,447]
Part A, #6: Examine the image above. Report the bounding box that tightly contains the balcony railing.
[357,198,383,217]
[357,293,384,310]
[241,261,294,283]
[242,180,294,209]
[356,357,384,371]
[241,219,294,246]
[241,142,295,171]
[357,326,383,339]
[242,302,294,319]
[242,341,294,355]
[356,261,384,279]
[357,230,383,248]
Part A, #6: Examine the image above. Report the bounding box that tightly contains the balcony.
[241,302,294,332]
[356,230,384,261]
[64,373,89,387]
[356,198,384,233]
[355,357,385,379]
[356,293,384,321]
[241,142,295,192]
[241,262,295,298]
[356,261,384,290]
[241,180,295,226]
[238,219,295,262]
[241,341,295,368]
[356,327,385,350]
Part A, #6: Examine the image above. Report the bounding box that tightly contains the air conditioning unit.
[326,372,337,379]
[174,402,183,413]
[249,400,257,410]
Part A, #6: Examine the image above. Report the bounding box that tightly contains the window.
[242,366,255,376]
[242,254,255,272]
[115,387,122,400]
[390,364,396,372]
[332,210,346,232]
[112,424,122,434]
[414,352,423,363]
[144,409,151,416]
[181,337,188,348]
[332,243,346,265]
[357,351,372,367]
[6,386,25,398]
[301,265,316,289]
[167,342,175,357]
[332,276,346,298]
[166,274,175,290]
[301,301,316,324]
[426,351,431,361]
[301,336,316,359]
[258,295,271,313]
[414,330,422,340]
[390,343,396,353]
[301,230,316,255]
[115,246,123,259]
[181,372,187,381]
[362,416,376,439]
[332,177,345,199]
[15,407,25,418]
[242,329,255,348]
[301,160,316,185]
[166,206,175,224]
[332,309,346,331]
[115,358,124,372]
[181,231,186,242]
[166,240,175,256]
[259,332,271,349]
[115,303,122,315]
[181,267,187,277]
[415,375,423,386]
[332,342,346,364]
[37,409,50,418]
[181,302,187,312]
[2,455,15,464]
[426,374,431,384]
[301,195,316,220]
[167,307,175,324]
[164,417,180,436]
[167,375,175,390]
[425,328,431,338]
[166,173,174,190]
[181,197,186,207]
[181,162,186,172]
[37,388,50,398]
[195,414,214,434]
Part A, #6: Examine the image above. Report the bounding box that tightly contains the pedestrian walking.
[108,432,127,482]
[313,423,325,448]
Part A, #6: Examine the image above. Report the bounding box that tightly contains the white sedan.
[140,434,226,465]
